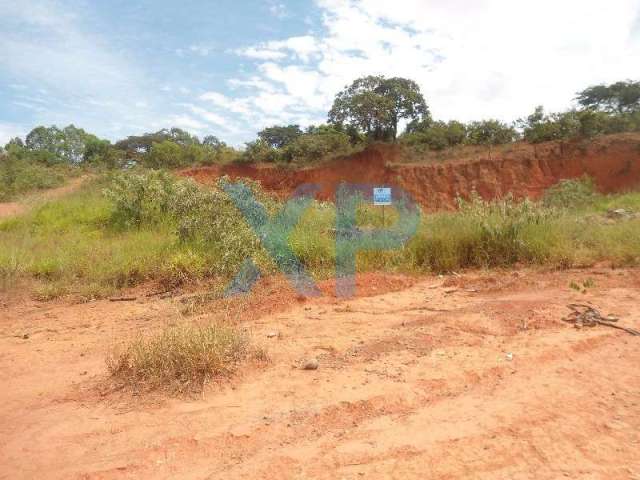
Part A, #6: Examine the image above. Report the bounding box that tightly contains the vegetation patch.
[107,321,266,394]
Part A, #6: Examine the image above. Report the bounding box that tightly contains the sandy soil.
[1,268,640,479]
[0,176,88,219]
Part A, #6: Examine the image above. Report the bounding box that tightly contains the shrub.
[401,121,467,150]
[284,128,352,163]
[240,139,281,164]
[543,176,596,209]
[466,119,519,146]
[519,107,580,143]
[103,170,178,227]
[0,153,73,201]
[107,322,262,393]
[104,170,276,277]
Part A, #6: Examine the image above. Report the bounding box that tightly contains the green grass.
[0,159,79,201]
[0,177,195,298]
[1,172,640,301]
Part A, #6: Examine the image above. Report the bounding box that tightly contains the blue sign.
[373,187,392,206]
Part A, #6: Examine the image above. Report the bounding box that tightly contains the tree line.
[2,78,640,170]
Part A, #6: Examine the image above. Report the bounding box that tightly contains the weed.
[107,321,265,394]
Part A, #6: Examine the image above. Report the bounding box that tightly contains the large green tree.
[115,127,199,153]
[576,80,640,113]
[257,125,303,148]
[24,124,101,164]
[329,75,429,141]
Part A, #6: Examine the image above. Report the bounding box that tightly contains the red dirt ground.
[2,268,640,479]
[181,133,640,210]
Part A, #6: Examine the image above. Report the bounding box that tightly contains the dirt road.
[1,269,639,479]
[0,176,88,219]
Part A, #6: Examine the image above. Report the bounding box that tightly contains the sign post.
[373,187,392,227]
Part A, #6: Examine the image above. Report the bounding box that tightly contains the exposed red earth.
[182,133,640,210]
[2,268,640,478]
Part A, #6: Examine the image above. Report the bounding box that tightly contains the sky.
[1,0,639,146]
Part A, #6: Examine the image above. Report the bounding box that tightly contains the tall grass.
[1,172,640,300]
[0,158,78,201]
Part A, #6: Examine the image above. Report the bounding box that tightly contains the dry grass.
[107,321,266,394]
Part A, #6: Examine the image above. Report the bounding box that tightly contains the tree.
[329,75,428,141]
[115,128,199,154]
[25,126,65,159]
[284,125,351,163]
[257,125,303,148]
[202,135,225,150]
[83,137,113,163]
[241,139,280,164]
[401,120,467,150]
[144,141,185,169]
[61,124,91,163]
[4,137,24,151]
[466,120,518,159]
[23,124,105,164]
[376,77,429,140]
[576,80,640,113]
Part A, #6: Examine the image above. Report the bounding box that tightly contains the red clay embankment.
[181,133,640,210]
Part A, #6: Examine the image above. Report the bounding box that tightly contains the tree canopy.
[576,80,640,113]
[114,128,199,153]
[257,125,303,148]
[329,75,429,141]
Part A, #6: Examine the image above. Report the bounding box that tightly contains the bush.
[401,121,467,150]
[466,120,518,146]
[284,128,352,163]
[543,176,596,209]
[240,139,281,164]
[103,170,178,227]
[104,170,276,277]
[107,322,262,393]
[519,107,580,143]
[0,153,73,201]
[520,107,640,144]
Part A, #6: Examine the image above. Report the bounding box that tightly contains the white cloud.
[200,91,253,115]
[237,47,288,61]
[0,123,27,147]
[167,114,208,133]
[237,36,320,63]
[268,1,289,19]
[189,44,214,56]
[0,0,175,140]
[230,0,640,127]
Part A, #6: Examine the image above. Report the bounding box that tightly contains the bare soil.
[2,268,640,479]
[182,133,640,210]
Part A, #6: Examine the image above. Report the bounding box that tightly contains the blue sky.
[1,0,639,146]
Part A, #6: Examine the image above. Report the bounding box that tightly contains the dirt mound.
[181,133,640,210]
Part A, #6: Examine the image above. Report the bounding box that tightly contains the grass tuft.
[107,322,265,394]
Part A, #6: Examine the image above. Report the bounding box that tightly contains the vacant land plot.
[1,268,639,479]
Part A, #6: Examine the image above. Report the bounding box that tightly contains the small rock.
[266,331,279,339]
[506,352,513,361]
[302,358,319,370]
[22,334,29,340]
